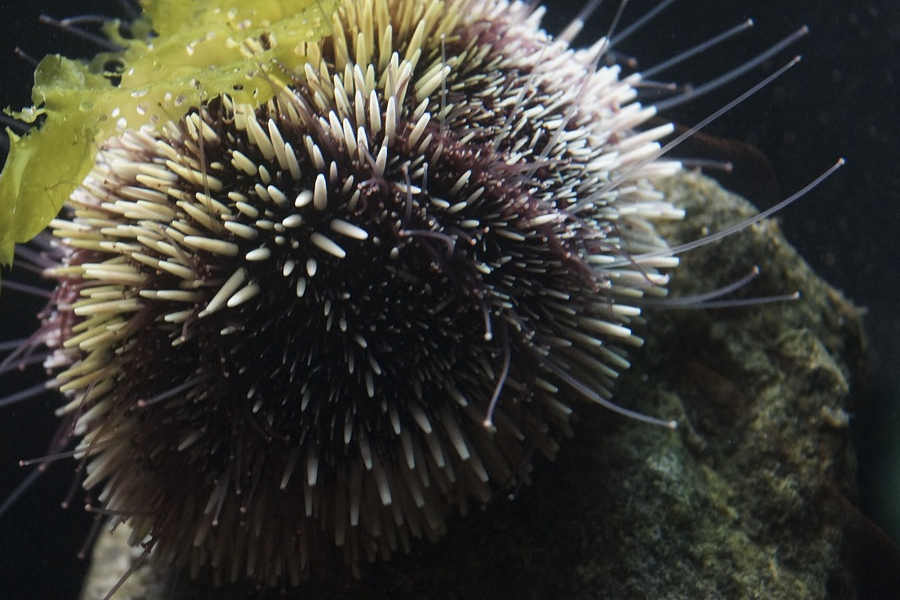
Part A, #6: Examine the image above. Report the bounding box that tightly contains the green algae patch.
[0,57,107,265]
[0,0,336,266]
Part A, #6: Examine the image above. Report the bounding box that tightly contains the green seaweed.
[0,0,335,266]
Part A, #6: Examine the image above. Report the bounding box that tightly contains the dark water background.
[0,0,896,599]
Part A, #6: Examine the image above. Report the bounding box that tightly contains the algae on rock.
[80,172,864,600]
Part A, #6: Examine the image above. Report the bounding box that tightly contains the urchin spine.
[14,0,683,585]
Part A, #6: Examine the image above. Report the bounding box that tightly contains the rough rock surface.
[80,172,865,600]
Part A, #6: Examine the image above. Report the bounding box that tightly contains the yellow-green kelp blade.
[0,0,336,267]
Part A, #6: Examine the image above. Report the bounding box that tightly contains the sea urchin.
[1,0,685,586]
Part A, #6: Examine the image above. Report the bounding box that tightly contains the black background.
[0,1,897,599]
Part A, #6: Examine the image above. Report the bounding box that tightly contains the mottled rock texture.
[80,172,864,600]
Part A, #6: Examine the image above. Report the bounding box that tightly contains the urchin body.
[27,0,680,585]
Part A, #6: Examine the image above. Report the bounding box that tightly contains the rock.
[79,172,865,600]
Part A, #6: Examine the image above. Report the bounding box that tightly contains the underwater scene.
[0,0,897,599]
